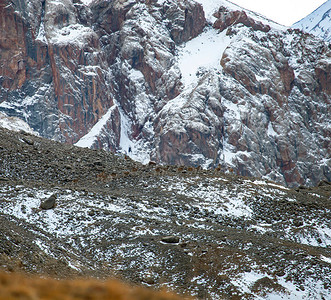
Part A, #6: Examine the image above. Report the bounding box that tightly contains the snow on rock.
[293,0,331,42]
[0,168,330,299]
[81,0,94,5]
[75,105,117,148]
[0,112,38,135]
[267,122,278,137]
[49,24,97,47]
[177,27,232,88]
[36,21,47,44]
[116,99,151,164]
[195,0,228,23]
[321,255,331,264]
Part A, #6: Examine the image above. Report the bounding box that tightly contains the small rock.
[161,236,180,244]
[242,266,251,272]
[180,242,188,248]
[275,269,285,277]
[40,194,57,210]
[21,205,26,214]
[7,265,14,272]
[298,185,307,190]
[22,137,34,145]
[293,219,303,227]
[93,160,103,167]
[88,210,95,216]
[143,276,156,285]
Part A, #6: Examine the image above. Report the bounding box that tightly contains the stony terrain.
[0,127,330,299]
[0,0,330,187]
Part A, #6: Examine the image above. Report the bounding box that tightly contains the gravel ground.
[0,127,330,299]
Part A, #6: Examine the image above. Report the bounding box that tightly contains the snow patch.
[81,0,94,5]
[78,66,100,77]
[250,180,289,190]
[268,122,278,137]
[50,24,96,47]
[36,21,47,44]
[75,105,117,148]
[128,69,144,81]
[0,112,39,135]
[116,103,150,164]
[195,0,225,23]
[321,255,331,264]
[177,27,232,89]
[166,177,253,218]
[231,271,265,294]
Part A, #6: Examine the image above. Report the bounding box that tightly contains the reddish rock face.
[0,1,37,90]
[92,0,134,34]
[213,7,271,33]
[48,40,114,143]
[0,0,329,187]
[0,0,114,143]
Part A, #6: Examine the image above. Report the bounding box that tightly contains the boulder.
[161,236,180,244]
[40,194,57,210]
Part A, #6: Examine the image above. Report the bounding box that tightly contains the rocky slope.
[0,0,330,187]
[0,127,330,299]
[293,0,331,42]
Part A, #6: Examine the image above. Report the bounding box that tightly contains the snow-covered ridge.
[293,0,331,42]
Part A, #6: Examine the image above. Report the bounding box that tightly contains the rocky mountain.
[0,127,330,299]
[293,0,331,42]
[0,0,330,188]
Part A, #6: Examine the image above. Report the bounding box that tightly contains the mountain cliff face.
[0,0,330,187]
[293,0,331,42]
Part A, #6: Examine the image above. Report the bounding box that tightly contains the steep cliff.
[0,0,330,187]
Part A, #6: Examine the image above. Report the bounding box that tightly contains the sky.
[229,0,327,26]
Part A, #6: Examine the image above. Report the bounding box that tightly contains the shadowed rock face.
[162,0,205,44]
[0,0,330,187]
